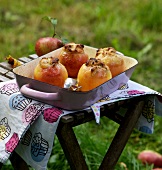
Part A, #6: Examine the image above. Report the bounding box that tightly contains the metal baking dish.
[13,46,138,110]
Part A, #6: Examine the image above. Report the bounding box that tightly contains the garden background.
[1,0,162,169]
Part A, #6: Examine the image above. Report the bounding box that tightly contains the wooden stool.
[0,56,145,170]
[56,97,145,170]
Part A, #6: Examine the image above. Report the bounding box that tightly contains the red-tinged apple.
[138,150,162,168]
[59,42,89,78]
[35,16,67,57]
[34,57,68,88]
[35,37,64,57]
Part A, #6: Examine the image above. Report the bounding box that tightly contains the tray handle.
[20,84,61,101]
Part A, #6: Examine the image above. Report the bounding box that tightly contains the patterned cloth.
[0,79,162,170]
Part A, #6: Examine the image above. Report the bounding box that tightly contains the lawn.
[1,0,162,169]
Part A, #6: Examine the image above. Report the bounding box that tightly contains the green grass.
[1,0,162,169]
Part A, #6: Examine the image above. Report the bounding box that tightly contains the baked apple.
[77,58,112,91]
[34,57,68,88]
[95,47,125,77]
[59,42,89,78]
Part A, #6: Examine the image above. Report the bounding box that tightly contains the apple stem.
[42,16,58,37]
[52,26,56,37]
[41,16,69,44]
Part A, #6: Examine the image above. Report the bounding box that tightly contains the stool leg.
[56,123,88,170]
[99,100,145,170]
[10,151,29,170]
[0,163,3,169]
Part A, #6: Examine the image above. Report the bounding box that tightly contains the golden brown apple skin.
[77,58,112,91]
[96,47,125,77]
[99,56,125,77]
[59,43,89,78]
[34,58,68,88]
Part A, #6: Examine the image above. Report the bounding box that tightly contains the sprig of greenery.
[41,16,69,44]
[42,16,58,37]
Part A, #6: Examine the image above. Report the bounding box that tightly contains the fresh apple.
[138,150,162,168]
[35,37,64,57]
[35,16,67,57]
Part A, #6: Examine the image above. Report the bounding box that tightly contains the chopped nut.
[64,42,84,53]
[69,85,82,91]
[40,57,59,68]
